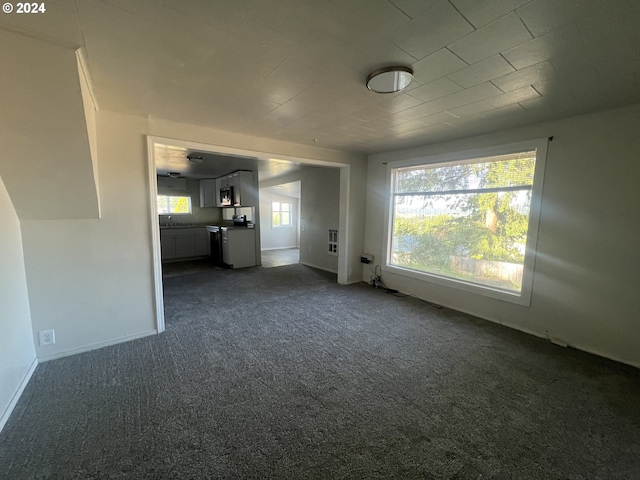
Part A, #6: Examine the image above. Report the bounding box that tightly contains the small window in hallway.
[272,201,292,227]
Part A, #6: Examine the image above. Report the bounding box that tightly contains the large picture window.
[386,140,547,305]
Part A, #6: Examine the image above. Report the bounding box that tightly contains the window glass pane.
[157,195,192,214]
[390,152,536,293]
[395,152,535,194]
[157,197,169,214]
[272,201,293,227]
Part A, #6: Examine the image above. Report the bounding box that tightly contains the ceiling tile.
[388,1,474,60]
[225,20,299,69]
[23,0,637,154]
[515,0,576,37]
[411,48,468,85]
[443,82,503,108]
[486,86,540,108]
[407,77,463,102]
[164,0,254,35]
[450,0,531,28]
[448,12,532,64]
[0,1,83,46]
[247,0,326,44]
[389,0,439,19]
[375,94,425,114]
[447,55,515,88]
[349,105,389,122]
[447,100,496,118]
[492,61,556,92]
[387,105,430,124]
[334,35,418,76]
[414,97,455,116]
[502,25,585,70]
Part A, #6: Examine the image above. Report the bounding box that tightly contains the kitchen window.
[385,139,547,305]
[157,195,192,214]
[272,201,292,228]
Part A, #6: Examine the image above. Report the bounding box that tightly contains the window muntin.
[157,195,192,214]
[386,141,546,304]
[272,201,292,227]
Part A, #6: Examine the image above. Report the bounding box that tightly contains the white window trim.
[382,138,548,306]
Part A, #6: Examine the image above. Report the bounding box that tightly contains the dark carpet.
[1,264,639,479]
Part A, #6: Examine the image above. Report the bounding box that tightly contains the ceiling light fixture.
[167,172,181,178]
[366,66,413,93]
[187,154,204,163]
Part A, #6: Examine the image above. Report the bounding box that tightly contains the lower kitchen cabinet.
[221,227,256,268]
[161,227,210,261]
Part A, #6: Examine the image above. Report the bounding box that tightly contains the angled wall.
[0,176,36,431]
[0,29,99,220]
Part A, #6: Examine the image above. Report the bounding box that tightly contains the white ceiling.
[154,143,310,181]
[3,0,640,154]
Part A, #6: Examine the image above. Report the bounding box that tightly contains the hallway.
[260,248,300,268]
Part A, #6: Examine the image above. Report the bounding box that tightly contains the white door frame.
[147,135,351,333]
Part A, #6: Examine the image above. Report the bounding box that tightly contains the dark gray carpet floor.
[1,264,639,479]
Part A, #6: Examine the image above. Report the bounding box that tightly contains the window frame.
[157,195,193,215]
[383,139,548,306]
[271,200,293,228]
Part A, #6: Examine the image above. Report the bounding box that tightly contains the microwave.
[220,186,234,206]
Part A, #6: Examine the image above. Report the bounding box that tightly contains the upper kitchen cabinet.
[232,170,256,207]
[158,176,187,191]
[199,178,216,208]
[199,170,257,208]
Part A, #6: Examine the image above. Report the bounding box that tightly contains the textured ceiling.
[3,0,640,154]
[154,144,311,181]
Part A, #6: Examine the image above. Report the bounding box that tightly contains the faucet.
[167,215,172,225]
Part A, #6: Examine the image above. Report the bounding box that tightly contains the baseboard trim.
[37,329,158,363]
[0,356,38,433]
[299,261,338,275]
[388,287,640,370]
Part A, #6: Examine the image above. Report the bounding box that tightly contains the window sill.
[386,263,531,306]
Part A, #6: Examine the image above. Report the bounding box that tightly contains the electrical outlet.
[39,329,55,346]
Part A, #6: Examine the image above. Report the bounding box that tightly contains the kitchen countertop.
[159,223,211,229]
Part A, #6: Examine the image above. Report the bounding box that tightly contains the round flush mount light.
[167,172,181,178]
[366,66,413,93]
[187,154,204,164]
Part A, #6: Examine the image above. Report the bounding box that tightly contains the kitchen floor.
[162,260,221,278]
[261,248,300,268]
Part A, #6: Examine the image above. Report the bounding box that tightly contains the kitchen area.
[158,159,261,273]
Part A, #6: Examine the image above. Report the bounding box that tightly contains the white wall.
[0,177,36,431]
[259,190,299,250]
[16,106,365,361]
[300,167,341,273]
[21,111,158,361]
[364,104,640,367]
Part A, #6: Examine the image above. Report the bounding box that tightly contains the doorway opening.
[260,181,300,268]
[147,136,351,333]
